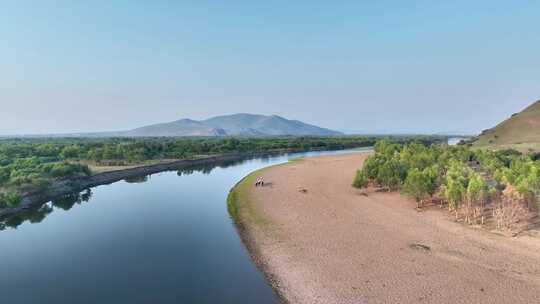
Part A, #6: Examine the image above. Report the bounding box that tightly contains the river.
[0,148,369,304]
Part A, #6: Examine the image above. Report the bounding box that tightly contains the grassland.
[473,100,540,152]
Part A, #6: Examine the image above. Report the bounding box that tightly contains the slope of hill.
[118,113,342,137]
[123,119,226,137]
[203,113,340,136]
[473,100,540,151]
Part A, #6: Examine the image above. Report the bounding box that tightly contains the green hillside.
[473,100,540,151]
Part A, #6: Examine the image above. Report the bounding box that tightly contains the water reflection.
[52,189,93,210]
[0,156,266,230]
[124,175,150,184]
[0,148,368,304]
[0,189,92,230]
[175,157,247,176]
[2,150,369,232]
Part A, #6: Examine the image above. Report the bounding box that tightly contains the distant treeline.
[0,135,445,208]
[353,140,539,231]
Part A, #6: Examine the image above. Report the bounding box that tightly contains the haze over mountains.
[24,113,342,137]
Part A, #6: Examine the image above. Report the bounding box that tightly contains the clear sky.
[1,1,538,135]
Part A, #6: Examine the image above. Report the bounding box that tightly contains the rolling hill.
[97,113,342,137]
[473,100,540,151]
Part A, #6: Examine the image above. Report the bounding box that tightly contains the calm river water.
[0,148,368,304]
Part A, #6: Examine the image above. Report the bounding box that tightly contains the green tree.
[443,178,466,219]
[376,158,405,190]
[402,166,438,208]
[466,173,487,224]
[60,145,81,159]
[403,168,428,208]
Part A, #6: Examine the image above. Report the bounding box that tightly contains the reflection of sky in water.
[0,148,367,304]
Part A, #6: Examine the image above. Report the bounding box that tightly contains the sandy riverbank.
[230,153,540,304]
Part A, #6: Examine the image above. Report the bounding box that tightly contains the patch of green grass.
[227,160,300,226]
[288,157,305,163]
[227,168,268,226]
[473,142,540,153]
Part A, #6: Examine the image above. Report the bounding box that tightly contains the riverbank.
[0,148,352,218]
[230,153,540,304]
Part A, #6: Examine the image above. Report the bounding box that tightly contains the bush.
[42,162,91,178]
[352,170,369,189]
[376,158,405,190]
[403,167,438,207]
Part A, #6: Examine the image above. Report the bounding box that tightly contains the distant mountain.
[123,119,227,137]
[473,99,540,150]
[96,113,342,137]
[202,113,340,136]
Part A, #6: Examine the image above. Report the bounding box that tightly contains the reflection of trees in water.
[124,175,150,184]
[52,189,92,211]
[0,152,293,231]
[28,203,53,224]
[175,157,260,176]
[0,189,92,230]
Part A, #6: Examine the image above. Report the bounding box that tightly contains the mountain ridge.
[13,113,342,138]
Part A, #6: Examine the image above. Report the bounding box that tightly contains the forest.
[353,140,540,231]
[0,135,443,209]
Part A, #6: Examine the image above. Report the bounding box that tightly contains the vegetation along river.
[0,148,369,304]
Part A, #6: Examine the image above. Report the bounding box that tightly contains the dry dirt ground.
[241,153,540,304]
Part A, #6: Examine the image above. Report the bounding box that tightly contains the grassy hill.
[473,100,540,151]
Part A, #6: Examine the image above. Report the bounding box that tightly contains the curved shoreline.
[0,147,354,219]
[229,153,540,304]
[227,165,292,304]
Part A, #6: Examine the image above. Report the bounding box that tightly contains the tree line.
[0,135,444,208]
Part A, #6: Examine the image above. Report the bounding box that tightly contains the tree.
[515,165,540,210]
[466,173,488,224]
[60,145,81,159]
[0,166,11,185]
[376,158,405,190]
[403,166,438,208]
[374,140,399,158]
[403,168,428,208]
[443,178,466,219]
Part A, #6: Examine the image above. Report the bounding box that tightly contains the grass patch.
[227,168,268,226]
[228,160,300,226]
[288,157,305,163]
[473,142,540,153]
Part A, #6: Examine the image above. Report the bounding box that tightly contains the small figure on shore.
[255,177,265,187]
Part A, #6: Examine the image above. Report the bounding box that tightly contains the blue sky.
[1,1,538,134]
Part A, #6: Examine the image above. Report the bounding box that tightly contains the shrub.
[352,170,369,189]
[376,159,405,190]
[0,191,22,208]
[465,173,488,224]
[403,166,438,208]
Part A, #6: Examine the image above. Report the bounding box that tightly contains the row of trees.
[1,136,445,209]
[353,140,540,230]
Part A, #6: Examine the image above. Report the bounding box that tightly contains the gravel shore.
[234,153,540,304]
